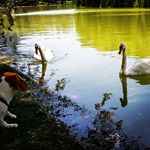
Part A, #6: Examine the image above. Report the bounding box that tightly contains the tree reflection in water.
[83,93,146,150]
[55,78,69,92]
[0,33,18,55]
[25,64,149,149]
[32,83,146,149]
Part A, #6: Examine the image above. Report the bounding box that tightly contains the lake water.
[5,7,150,146]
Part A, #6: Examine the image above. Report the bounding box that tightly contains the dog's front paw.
[7,111,17,118]
[11,114,17,119]
[13,123,18,128]
[9,123,18,128]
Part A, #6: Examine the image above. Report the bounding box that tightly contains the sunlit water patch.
[15,9,77,16]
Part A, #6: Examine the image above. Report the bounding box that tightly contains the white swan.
[34,43,53,62]
[118,42,150,76]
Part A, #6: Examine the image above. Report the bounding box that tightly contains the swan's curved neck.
[38,46,47,62]
[121,49,127,75]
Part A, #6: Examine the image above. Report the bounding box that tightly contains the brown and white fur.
[0,72,28,128]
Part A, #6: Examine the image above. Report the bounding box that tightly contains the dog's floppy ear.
[3,72,28,91]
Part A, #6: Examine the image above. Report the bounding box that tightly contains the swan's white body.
[119,43,150,76]
[34,43,53,62]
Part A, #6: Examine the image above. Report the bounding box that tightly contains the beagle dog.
[0,72,28,128]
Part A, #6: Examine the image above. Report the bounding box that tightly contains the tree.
[15,0,38,6]
[86,0,100,7]
[76,0,81,7]
[134,0,145,7]
[74,0,150,8]
[134,0,141,7]
[109,0,134,8]
[144,0,150,7]
[0,0,14,34]
[42,0,57,4]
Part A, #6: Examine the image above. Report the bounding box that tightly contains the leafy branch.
[0,0,15,34]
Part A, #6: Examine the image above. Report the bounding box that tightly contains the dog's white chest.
[0,76,15,102]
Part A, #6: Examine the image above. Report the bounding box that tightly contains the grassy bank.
[0,98,84,150]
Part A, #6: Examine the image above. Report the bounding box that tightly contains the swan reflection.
[119,76,128,107]
[129,75,150,85]
[38,62,47,84]
[119,75,150,107]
